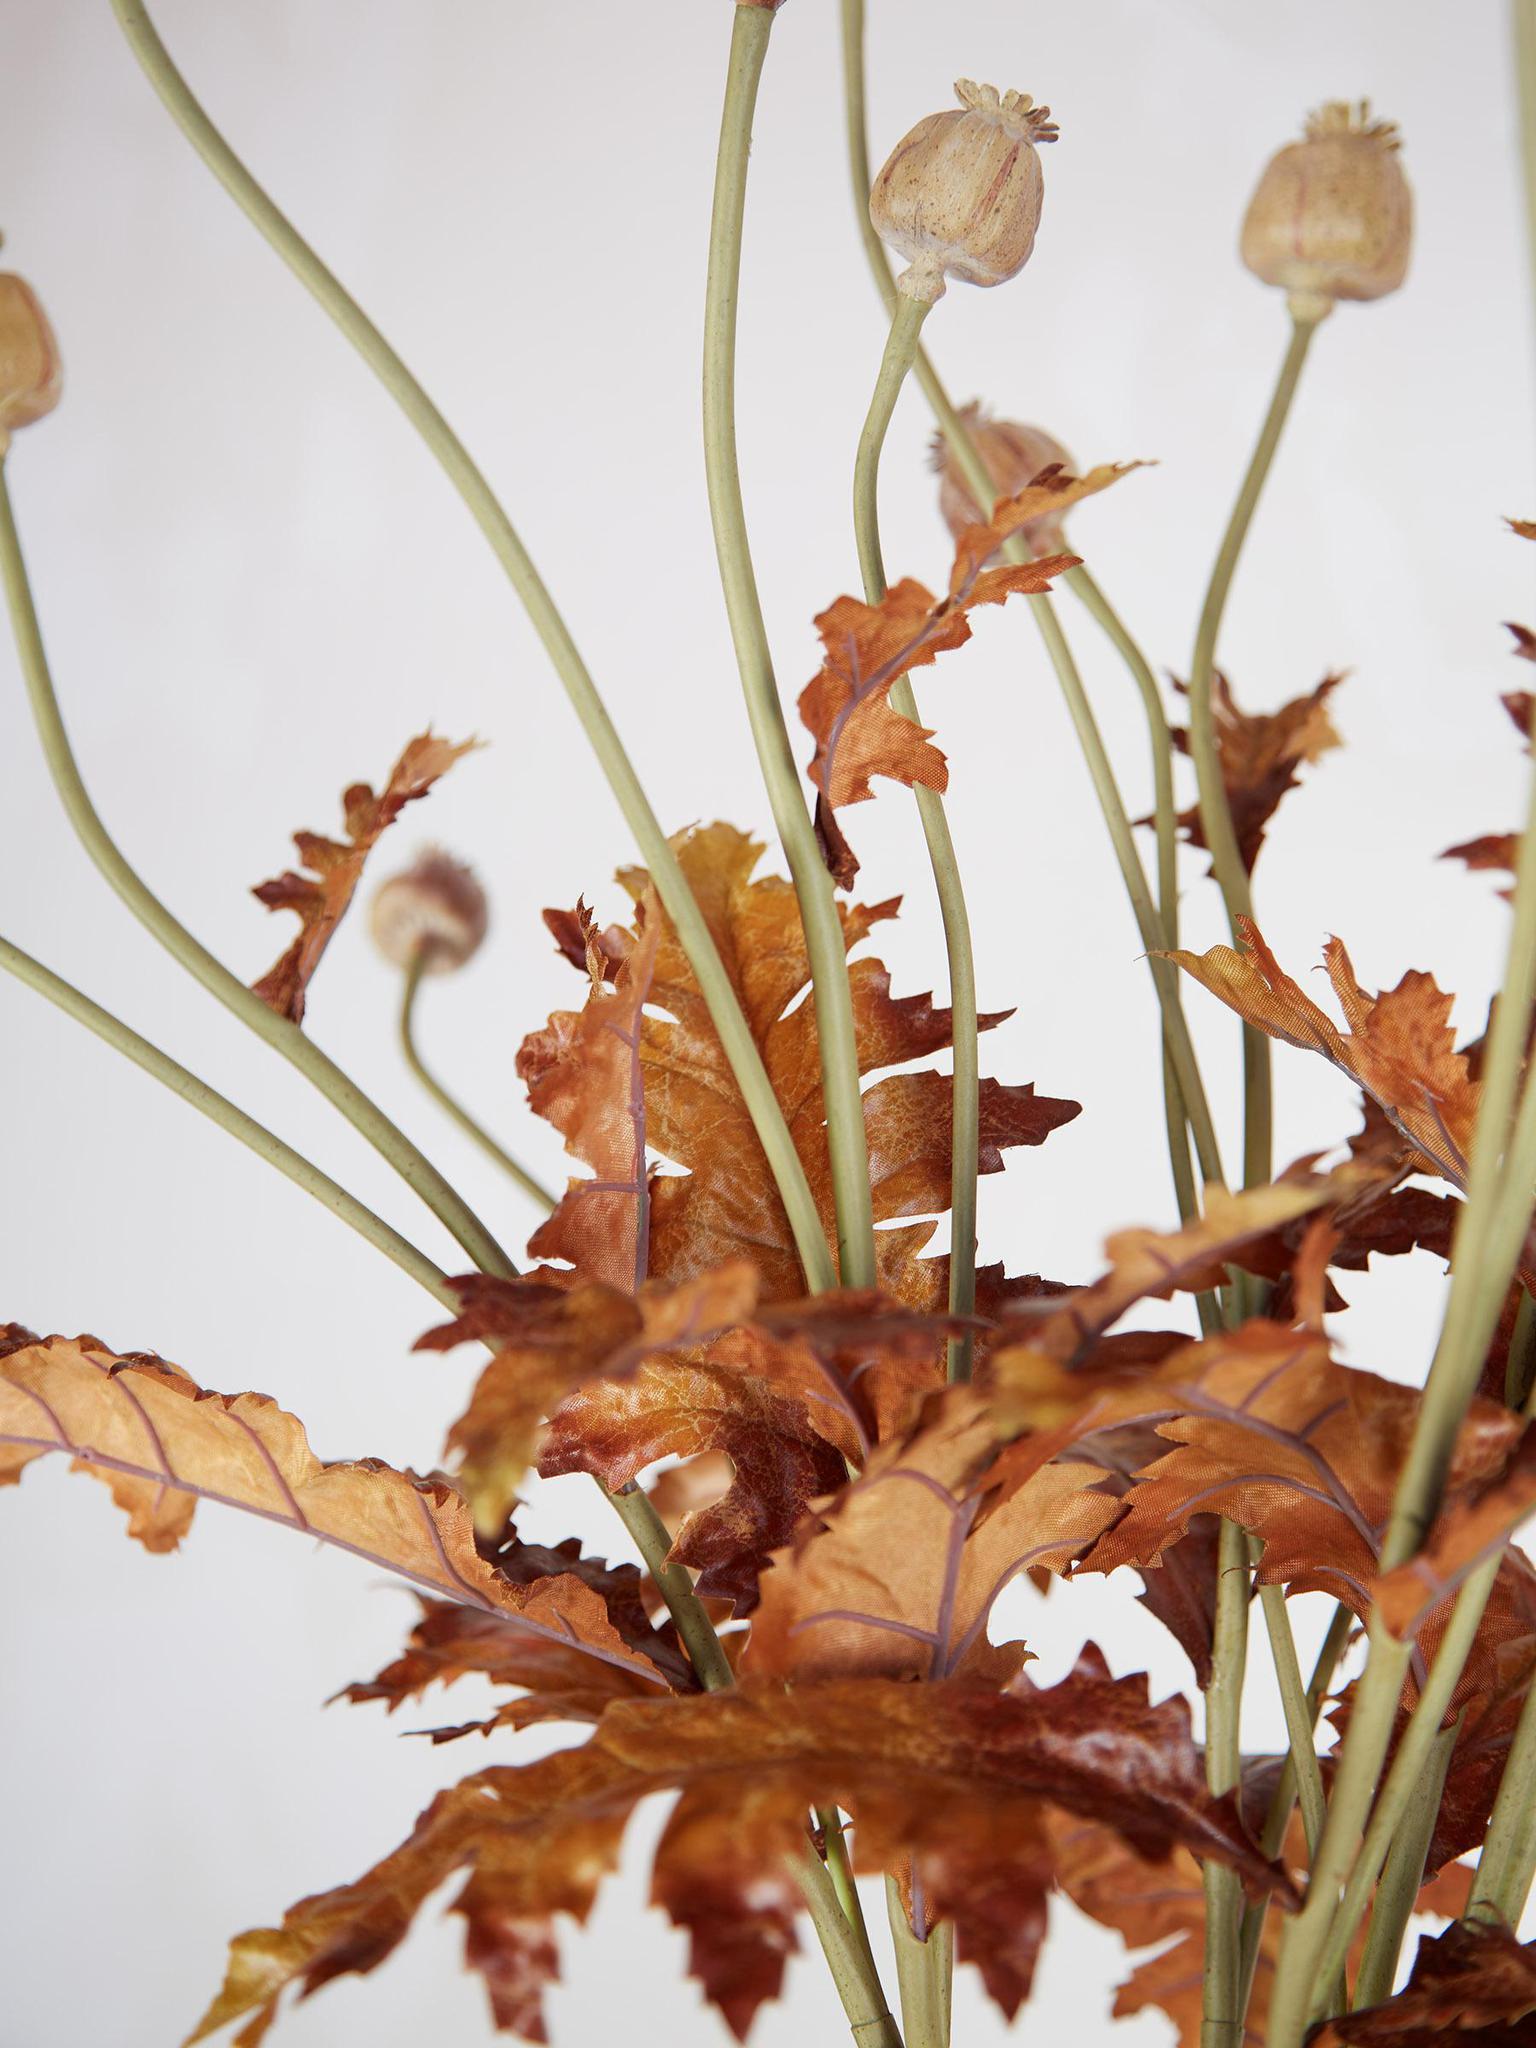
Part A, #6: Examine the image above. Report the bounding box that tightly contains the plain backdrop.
[1,2,1533,2043]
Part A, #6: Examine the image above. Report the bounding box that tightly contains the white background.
[1,2,1531,2043]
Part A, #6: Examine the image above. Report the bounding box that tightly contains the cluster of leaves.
[10,477,1536,2048]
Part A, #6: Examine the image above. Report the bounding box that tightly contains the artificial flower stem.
[1238,1600,1356,2002]
[0,462,517,1282]
[1201,1515,1252,2048]
[1310,1558,1502,2011]
[853,291,980,1382]
[704,6,876,1291]
[1468,1652,1536,1921]
[400,948,557,1214]
[1188,310,1322,1191]
[108,0,836,1301]
[606,1482,736,1692]
[837,0,1209,1228]
[1254,1574,1329,1859]
[0,935,459,1310]
[885,1881,946,2048]
[801,1850,904,2048]
[823,1810,885,1983]
[1352,1719,1458,2011]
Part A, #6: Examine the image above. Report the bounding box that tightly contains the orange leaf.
[251,731,476,1022]
[1164,668,1342,873]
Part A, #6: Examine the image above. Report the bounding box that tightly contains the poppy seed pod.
[0,273,62,443]
[869,80,1057,304]
[932,404,1075,555]
[1240,102,1412,322]
[370,852,488,974]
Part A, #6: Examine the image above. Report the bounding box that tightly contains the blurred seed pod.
[0,273,63,442]
[370,851,488,974]
[1240,101,1412,321]
[932,404,1075,555]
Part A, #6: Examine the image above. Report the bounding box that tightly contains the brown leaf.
[747,1390,1119,1683]
[1165,668,1343,873]
[0,1333,671,1692]
[190,1663,1291,2046]
[1308,1917,1536,2044]
[251,732,476,1022]
[1164,921,1482,1188]
[799,464,1142,884]
[527,825,1077,1311]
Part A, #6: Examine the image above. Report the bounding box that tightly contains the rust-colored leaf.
[251,731,476,1022]
[0,1333,671,1691]
[1309,1917,1536,2044]
[747,1390,1119,1683]
[1164,920,1482,1188]
[1164,668,1343,873]
[798,464,1142,884]
[191,1663,1291,2046]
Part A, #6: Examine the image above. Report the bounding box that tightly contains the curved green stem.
[107,0,834,1300]
[400,950,556,1215]
[1469,1649,1536,1921]
[853,292,979,1381]
[0,935,457,1309]
[1353,1719,1458,2011]
[704,5,874,1288]
[0,458,515,1280]
[1201,1517,1252,2047]
[1255,1574,1329,1861]
[1188,311,1322,1191]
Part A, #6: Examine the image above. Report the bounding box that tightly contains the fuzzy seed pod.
[869,80,1057,304]
[1240,102,1412,321]
[0,274,62,442]
[932,404,1075,555]
[370,851,488,974]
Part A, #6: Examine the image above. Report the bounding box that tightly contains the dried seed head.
[0,273,62,445]
[1240,102,1412,321]
[370,851,488,974]
[932,404,1075,554]
[869,80,1057,304]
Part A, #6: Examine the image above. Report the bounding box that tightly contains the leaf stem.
[0,457,516,1281]
[1254,1573,1329,1859]
[885,1879,946,2048]
[852,291,979,1381]
[399,949,556,1215]
[1201,1516,1252,2047]
[1353,1719,1459,2010]
[704,4,875,1289]
[1468,1645,1536,1921]
[1187,311,1322,1191]
[107,0,836,1299]
[0,934,458,1309]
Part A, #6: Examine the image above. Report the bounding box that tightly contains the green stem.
[704,5,874,1289]
[0,458,516,1282]
[885,1879,945,2048]
[107,0,835,1300]
[1353,1719,1459,2011]
[852,291,979,1382]
[400,950,556,1214]
[1201,1517,1252,2048]
[1238,1601,1355,2002]
[1188,311,1322,1192]
[605,1482,735,1693]
[1255,1574,1329,1860]
[0,934,457,1309]
[1311,1558,1501,2012]
[821,1809,884,1986]
[1469,1649,1536,1921]
[801,1850,904,2048]
[1505,1287,1536,1408]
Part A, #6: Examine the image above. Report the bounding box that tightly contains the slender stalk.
[107,0,835,1299]
[606,1482,736,1693]
[802,1850,904,2048]
[704,5,874,1289]
[885,1880,945,2048]
[852,292,979,1381]
[1255,1575,1329,1860]
[0,935,457,1309]
[1505,1287,1536,1408]
[1201,1517,1252,2047]
[1514,0,1536,470]
[1188,311,1322,1191]
[1469,1654,1536,1921]
[1353,1720,1458,2010]
[0,459,516,1281]
[399,950,556,1214]
[1238,1601,1355,2002]
[821,1809,884,1990]
[1311,1559,1502,2010]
